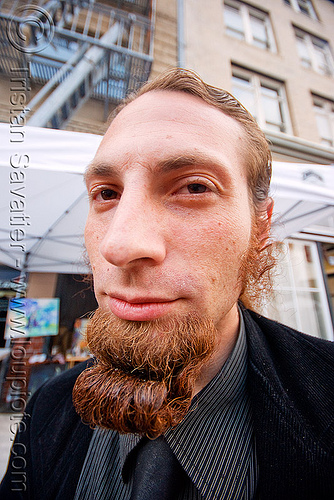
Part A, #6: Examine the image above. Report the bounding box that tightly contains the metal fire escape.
[0,0,155,128]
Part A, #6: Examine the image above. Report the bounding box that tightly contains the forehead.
[88,90,247,176]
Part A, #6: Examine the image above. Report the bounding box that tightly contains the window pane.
[297,291,327,338]
[289,242,318,288]
[313,45,331,75]
[232,76,256,117]
[298,4,310,15]
[224,5,245,40]
[297,0,317,18]
[296,37,312,68]
[249,15,268,49]
[315,112,332,142]
[261,85,283,131]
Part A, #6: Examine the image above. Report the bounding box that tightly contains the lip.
[107,296,176,321]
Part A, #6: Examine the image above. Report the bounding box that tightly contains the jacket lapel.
[36,411,93,499]
[244,309,334,500]
[32,365,94,500]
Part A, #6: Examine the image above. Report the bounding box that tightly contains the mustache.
[73,308,216,438]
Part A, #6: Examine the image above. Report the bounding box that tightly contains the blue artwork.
[5,298,60,339]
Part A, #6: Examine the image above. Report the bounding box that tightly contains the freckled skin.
[84,90,254,388]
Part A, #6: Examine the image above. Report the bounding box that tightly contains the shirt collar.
[163,309,249,496]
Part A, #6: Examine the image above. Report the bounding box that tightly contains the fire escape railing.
[0,0,155,128]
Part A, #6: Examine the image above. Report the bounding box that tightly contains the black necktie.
[129,436,187,500]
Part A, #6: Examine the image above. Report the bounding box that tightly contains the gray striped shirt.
[75,311,257,499]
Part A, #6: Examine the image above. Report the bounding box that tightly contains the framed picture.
[5,298,60,339]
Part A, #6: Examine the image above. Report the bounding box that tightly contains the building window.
[261,239,334,341]
[295,28,334,76]
[313,95,334,147]
[223,1,276,51]
[231,67,291,133]
[284,0,318,20]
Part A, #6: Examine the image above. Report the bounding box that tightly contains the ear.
[259,197,274,248]
[266,197,274,226]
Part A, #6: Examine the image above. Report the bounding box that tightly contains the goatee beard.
[73,308,216,438]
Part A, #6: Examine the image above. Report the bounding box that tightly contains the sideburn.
[73,309,216,438]
[239,215,277,310]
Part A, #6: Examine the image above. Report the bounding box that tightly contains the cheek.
[179,215,252,297]
[84,218,104,268]
[189,214,251,260]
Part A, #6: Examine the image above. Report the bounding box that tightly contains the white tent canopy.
[270,162,334,240]
[0,123,333,273]
[0,124,101,274]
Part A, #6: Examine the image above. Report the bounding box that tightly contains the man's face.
[77,90,257,435]
[85,90,253,342]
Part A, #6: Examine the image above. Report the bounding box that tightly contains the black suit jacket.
[1,309,334,499]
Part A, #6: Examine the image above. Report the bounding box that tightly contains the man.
[1,68,334,499]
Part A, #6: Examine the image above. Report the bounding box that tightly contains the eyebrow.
[156,153,223,174]
[85,152,230,182]
[84,161,117,182]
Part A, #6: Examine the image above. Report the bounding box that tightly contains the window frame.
[231,67,292,134]
[312,94,334,147]
[224,0,276,52]
[261,239,334,341]
[284,0,318,20]
[294,27,334,76]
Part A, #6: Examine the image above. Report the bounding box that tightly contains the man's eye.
[187,183,209,194]
[175,181,214,196]
[99,189,118,200]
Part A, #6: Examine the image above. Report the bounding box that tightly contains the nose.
[99,191,167,268]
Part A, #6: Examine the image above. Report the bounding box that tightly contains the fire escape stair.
[27,23,121,129]
[0,0,154,129]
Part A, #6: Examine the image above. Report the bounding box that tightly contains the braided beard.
[72,308,216,438]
